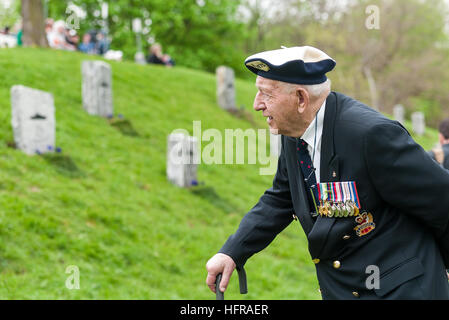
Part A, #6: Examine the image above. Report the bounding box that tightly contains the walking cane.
[215,266,248,300]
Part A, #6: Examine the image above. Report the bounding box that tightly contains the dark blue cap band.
[245,58,336,85]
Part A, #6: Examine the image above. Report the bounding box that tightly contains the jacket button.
[333,260,341,269]
[352,291,359,298]
[343,235,351,240]
[312,259,320,264]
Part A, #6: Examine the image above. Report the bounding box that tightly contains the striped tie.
[297,139,319,216]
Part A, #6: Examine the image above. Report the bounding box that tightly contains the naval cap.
[244,46,336,85]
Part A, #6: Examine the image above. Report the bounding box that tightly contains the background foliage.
[2,0,449,126]
[44,0,248,77]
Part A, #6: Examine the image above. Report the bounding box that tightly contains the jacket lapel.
[320,92,338,181]
[308,92,341,258]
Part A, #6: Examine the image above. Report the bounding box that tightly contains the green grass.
[0,48,439,300]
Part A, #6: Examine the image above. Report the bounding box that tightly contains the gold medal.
[318,204,325,217]
[346,200,354,217]
[324,201,331,217]
[329,203,337,218]
[337,202,343,217]
[346,200,354,216]
[334,203,341,217]
[343,203,350,217]
[354,205,359,216]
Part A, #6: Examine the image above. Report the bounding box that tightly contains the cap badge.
[246,60,270,72]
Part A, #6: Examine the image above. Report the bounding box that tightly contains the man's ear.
[296,87,309,114]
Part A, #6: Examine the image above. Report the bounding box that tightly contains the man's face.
[439,133,449,145]
[253,76,303,137]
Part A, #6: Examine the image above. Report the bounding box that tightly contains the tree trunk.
[363,66,380,111]
[21,0,48,47]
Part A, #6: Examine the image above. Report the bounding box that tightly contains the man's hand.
[205,253,236,293]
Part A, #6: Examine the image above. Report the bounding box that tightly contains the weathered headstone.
[216,66,237,111]
[134,52,146,65]
[270,132,281,157]
[81,60,113,117]
[393,104,404,124]
[11,85,55,155]
[411,111,425,136]
[167,133,198,188]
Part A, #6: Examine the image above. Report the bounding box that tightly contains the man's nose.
[253,92,265,111]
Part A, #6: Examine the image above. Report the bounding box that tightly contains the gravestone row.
[9,63,282,188]
[10,61,114,155]
[393,104,426,136]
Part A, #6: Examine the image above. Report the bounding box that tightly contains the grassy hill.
[0,48,439,299]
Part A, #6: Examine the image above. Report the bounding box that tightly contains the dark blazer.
[219,92,449,300]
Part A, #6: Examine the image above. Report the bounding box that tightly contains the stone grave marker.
[411,111,425,136]
[11,85,55,155]
[167,133,198,188]
[393,104,404,124]
[216,66,237,111]
[81,60,113,117]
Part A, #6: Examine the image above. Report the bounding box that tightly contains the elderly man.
[205,46,449,300]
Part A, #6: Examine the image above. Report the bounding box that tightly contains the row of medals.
[318,200,360,218]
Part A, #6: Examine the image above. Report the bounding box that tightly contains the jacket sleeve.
[364,122,449,266]
[218,138,294,268]
[427,150,436,161]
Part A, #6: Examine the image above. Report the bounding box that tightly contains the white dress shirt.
[300,100,326,183]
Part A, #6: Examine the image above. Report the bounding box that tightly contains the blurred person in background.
[162,53,175,67]
[428,117,449,170]
[45,18,54,37]
[47,20,68,50]
[1,26,10,35]
[146,43,174,67]
[95,31,109,55]
[15,21,22,47]
[64,28,79,51]
[0,26,16,48]
[78,33,96,54]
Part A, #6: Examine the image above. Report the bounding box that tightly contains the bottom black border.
[0,300,445,318]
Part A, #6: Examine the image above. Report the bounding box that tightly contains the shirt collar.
[300,100,326,148]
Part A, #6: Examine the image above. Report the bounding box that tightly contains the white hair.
[282,79,331,100]
[302,79,331,98]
